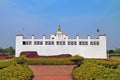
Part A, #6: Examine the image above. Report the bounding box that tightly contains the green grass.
[110,57,120,61]
[111,55,120,58]
[109,55,120,61]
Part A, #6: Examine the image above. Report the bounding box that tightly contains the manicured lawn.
[111,57,120,61]
[109,55,120,61]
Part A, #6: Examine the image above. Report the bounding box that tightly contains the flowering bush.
[20,51,72,58]
[20,51,39,58]
[0,54,8,59]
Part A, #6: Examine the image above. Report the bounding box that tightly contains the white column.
[87,35,91,45]
[32,34,34,39]
[76,35,79,45]
[43,35,46,45]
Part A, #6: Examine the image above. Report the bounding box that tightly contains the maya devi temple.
[15,25,107,59]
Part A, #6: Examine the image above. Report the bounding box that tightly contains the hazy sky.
[0,0,120,49]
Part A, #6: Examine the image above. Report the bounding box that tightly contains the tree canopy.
[108,48,120,55]
[115,48,120,54]
[0,46,15,55]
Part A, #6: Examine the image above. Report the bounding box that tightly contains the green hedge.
[27,55,84,65]
[96,60,119,69]
[70,55,84,66]
[15,56,27,65]
[72,60,120,80]
[27,58,74,65]
[0,64,33,80]
[0,57,33,80]
[110,54,120,58]
[0,59,15,69]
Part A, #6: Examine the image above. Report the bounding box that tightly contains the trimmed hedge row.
[72,60,120,80]
[26,55,84,65]
[27,58,74,65]
[109,54,120,57]
[0,57,33,80]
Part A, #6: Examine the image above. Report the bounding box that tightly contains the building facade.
[15,25,107,59]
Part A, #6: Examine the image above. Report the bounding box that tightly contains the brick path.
[29,65,76,80]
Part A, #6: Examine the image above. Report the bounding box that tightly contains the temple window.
[45,41,54,45]
[23,41,32,45]
[79,41,88,45]
[56,41,65,45]
[34,41,43,45]
[90,41,99,45]
[68,41,77,45]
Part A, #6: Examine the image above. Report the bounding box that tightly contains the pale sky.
[0,0,120,49]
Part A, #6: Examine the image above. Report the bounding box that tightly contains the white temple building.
[15,25,107,59]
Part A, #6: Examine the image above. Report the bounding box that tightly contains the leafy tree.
[108,49,115,54]
[0,46,15,55]
[0,47,4,54]
[115,48,120,55]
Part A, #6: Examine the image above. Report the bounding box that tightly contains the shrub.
[26,55,83,65]
[20,51,72,58]
[96,60,119,69]
[0,57,33,80]
[70,55,84,66]
[109,54,120,57]
[0,59,15,69]
[27,58,74,65]
[0,54,8,59]
[72,60,120,80]
[15,56,27,65]
[0,64,33,80]
[20,51,39,58]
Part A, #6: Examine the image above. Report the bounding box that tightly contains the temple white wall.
[15,32,107,59]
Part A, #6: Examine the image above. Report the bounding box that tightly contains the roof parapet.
[99,34,107,36]
[16,34,24,36]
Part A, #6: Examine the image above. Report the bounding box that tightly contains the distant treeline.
[0,46,15,55]
[108,48,120,55]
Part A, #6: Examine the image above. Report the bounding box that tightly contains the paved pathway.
[29,65,76,80]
